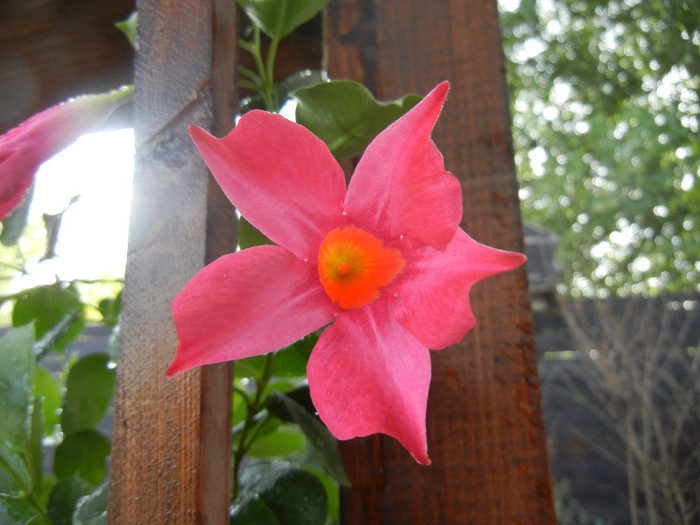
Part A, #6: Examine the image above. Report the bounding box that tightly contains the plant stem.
[261,34,281,111]
[239,26,282,113]
[232,352,277,500]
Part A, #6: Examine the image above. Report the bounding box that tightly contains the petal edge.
[344,82,462,250]
[395,229,526,350]
[307,300,431,464]
[189,112,346,260]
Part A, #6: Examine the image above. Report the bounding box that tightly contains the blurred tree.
[499,0,700,296]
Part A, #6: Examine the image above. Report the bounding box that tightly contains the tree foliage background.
[499,0,700,297]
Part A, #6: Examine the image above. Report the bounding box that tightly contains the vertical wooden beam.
[107,1,236,523]
[327,0,556,522]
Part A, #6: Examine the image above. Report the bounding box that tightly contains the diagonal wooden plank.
[107,1,236,522]
[327,0,556,522]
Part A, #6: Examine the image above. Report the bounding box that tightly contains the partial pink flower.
[0,87,133,220]
[167,82,526,465]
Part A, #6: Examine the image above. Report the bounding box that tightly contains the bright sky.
[27,128,134,283]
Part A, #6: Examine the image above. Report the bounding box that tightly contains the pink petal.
[167,245,335,377]
[343,82,462,251]
[394,228,526,350]
[307,300,431,465]
[0,89,131,219]
[189,113,347,261]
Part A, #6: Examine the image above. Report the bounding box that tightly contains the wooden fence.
[106,0,556,522]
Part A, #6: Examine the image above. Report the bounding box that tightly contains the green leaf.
[272,333,317,378]
[237,0,330,40]
[267,392,350,486]
[238,216,272,250]
[239,69,327,115]
[0,442,30,496]
[12,283,85,352]
[97,291,121,329]
[33,366,63,437]
[54,430,110,486]
[265,383,314,422]
[312,468,340,523]
[293,80,422,159]
[0,498,45,525]
[47,475,93,525]
[0,325,35,450]
[247,425,306,458]
[231,495,280,525]
[61,354,115,435]
[115,11,138,49]
[0,184,33,246]
[73,482,108,525]
[236,334,317,379]
[232,462,327,525]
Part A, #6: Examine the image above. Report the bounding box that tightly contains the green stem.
[261,34,281,112]
[239,25,282,112]
[232,352,276,500]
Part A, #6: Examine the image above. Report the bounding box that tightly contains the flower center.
[318,225,405,310]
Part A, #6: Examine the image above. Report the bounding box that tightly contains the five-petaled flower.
[167,82,526,465]
[0,88,132,220]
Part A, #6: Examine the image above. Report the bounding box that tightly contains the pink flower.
[167,82,526,465]
[0,87,133,220]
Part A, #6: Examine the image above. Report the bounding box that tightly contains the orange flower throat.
[318,225,405,309]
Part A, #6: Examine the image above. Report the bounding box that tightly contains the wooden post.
[107,1,236,523]
[327,0,557,522]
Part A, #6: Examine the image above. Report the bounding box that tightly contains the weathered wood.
[327,1,556,522]
[107,1,236,523]
[0,0,134,132]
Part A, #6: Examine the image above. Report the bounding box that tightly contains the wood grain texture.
[107,1,236,523]
[327,1,556,522]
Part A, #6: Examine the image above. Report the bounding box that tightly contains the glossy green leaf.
[239,69,327,115]
[0,498,44,525]
[240,414,282,444]
[231,495,280,525]
[237,0,330,40]
[265,383,313,422]
[238,215,272,250]
[293,80,421,159]
[0,442,29,496]
[272,333,317,378]
[267,391,350,486]
[61,354,115,435]
[236,334,317,380]
[54,430,110,486]
[33,366,62,436]
[0,324,35,450]
[247,425,306,458]
[47,475,93,525]
[73,481,108,525]
[312,467,340,523]
[12,283,85,352]
[232,462,327,525]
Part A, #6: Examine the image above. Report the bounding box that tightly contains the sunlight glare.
[29,128,134,282]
